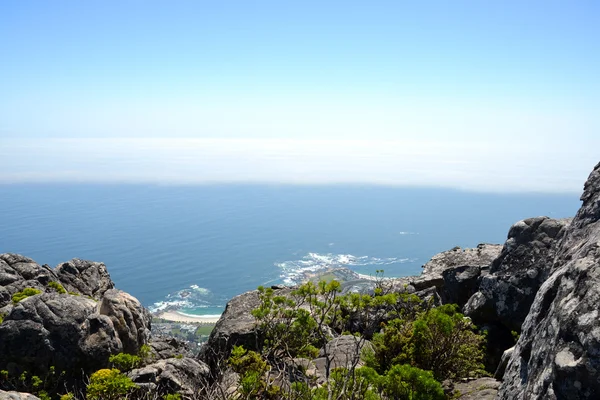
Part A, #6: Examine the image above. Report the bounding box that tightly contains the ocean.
[0,184,579,316]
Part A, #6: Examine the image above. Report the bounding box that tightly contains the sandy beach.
[155,311,222,324]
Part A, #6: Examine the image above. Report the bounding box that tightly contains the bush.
[383,364,445,400]
[12,288,42,303]
[109,353,141,371]
[367,304,485,381]
[86,369,136,400]
[48,281,67,294]
[411,304,485,380]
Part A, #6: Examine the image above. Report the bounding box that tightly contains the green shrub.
[138,343,152,362]
[228,346,280,399]
[12,288,42,303]
[60,394,76,400]
[383,364,445,400]
[86,368,136,400]
[108,353,141,371]
[411,304,485,380]
[368,304,485,381]
[0,313,5,324]
[163,394,182,400]
[48,281,67,294]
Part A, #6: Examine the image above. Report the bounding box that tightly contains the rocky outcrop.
[498,162,600,399]
[0,255,150,379]
[411,244,502,307]
[55,258,114,300]
[129,357,210,397]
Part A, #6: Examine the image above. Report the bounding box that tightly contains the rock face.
[498,162,600,400]
[464,217,570,333]
[0,255,150,379]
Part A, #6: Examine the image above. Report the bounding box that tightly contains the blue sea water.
[0,184,579,316]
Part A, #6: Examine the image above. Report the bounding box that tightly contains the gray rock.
[0,391,40,400]
[0,254,57,284]
[198,290,263,374]
[461,217,570,372]
[313,335,372,381]
[441,264,483,307]
[411,244,502,295]
[0,292,113,376]
[149,336,195,359]
[498,161,600,399]
[55,258,114,299]
[0,254,59,308]
[99,289,151,354]
[129,357,210,397]
[494,346,514,380]
[0,287,150,378]
[464,217,570,333]
[450,377,500,399]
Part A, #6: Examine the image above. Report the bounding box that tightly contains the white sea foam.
[149,284,214,313]
[276,252,416,285]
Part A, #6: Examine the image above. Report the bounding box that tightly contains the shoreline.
[154,311,222,324]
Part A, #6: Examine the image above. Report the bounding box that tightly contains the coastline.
[155,311,222,324]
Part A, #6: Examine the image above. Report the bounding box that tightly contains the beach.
[155,311,222,324]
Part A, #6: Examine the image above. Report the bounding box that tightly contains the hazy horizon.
[1,2,598,192]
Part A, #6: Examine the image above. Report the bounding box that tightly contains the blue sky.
[0,1,598,190]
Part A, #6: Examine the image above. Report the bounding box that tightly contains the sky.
[0,1,598,191]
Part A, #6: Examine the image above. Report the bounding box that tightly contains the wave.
[148,284,218,313]
[275,252,416,286]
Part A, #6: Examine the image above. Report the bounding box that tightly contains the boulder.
[0,391,40,400]
[198,290,264,375]
[129,357,210,397]
[0,292,118,376]
[55,258,114,299]
[0,285,151,378]
[98,289,151,354]
[498,162,600,399]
